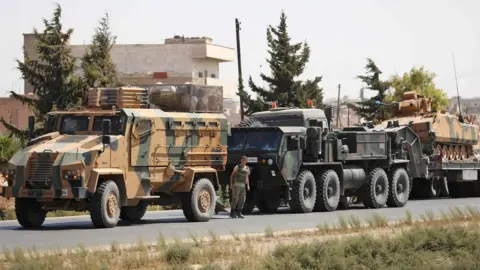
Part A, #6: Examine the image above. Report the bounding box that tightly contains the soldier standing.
[229,156,250,218]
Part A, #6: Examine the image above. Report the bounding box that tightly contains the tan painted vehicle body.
[2,85,229,228]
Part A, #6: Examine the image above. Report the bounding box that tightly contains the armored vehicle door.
[130,116,155,167]
[279,134,302,180]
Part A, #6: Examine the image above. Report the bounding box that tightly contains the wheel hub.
[327,186,333,198]
[198,189,211,213]
[397,183,404,193]
[106,193,118,218]
[376,184,383,193]
[304,187,310,198]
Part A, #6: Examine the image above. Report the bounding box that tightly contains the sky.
[0,0,479,101]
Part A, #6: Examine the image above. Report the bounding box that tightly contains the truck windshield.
[252,115,304,126]
[228,131,282,151]
[60,116,90,134]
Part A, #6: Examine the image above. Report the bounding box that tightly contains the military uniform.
[230,163,250,218]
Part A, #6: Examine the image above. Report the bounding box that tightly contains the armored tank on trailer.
[2,85,229,229]
[375,91,479,161]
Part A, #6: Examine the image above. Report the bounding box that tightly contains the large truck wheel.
[257,197,281,214]
[289,170,317,213]
[89,180,121,228]
[314,170,340,212]
[362,168,389,209]
[386,167,410,208]
[181,178,216,222]
[15,198,47,228]
[120,201,149,222]
[242,189,257,215]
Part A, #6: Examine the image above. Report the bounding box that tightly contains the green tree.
[350,58,391,122]
[239,10,323,115]
[386,66,449,111]
[0,136,21,170]
[0,4,84,141]
[81,12,121,98]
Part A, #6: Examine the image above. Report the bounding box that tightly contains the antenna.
[452,52,463,122]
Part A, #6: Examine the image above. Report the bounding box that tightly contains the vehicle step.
[134,196,160,199]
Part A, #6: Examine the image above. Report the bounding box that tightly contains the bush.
[164,243,192,265]
[262,225,480,270]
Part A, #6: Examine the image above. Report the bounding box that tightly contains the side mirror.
[102,119,111,145]
[28,116,35,139]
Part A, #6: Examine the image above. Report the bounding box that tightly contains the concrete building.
[23,34,237,99]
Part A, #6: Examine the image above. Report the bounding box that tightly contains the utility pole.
[235,18,245,121]
[336,84,341,128]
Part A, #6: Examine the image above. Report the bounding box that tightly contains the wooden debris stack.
[88,87,149,109]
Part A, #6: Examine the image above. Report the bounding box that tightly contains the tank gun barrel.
[374,100,398,108]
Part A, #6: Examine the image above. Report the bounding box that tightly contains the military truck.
[221,101,426,214]
[1,84,229,229]
[374,92,480,199]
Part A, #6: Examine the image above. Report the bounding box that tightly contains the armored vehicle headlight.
[268,159,273,165]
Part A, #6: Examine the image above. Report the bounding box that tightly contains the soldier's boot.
[229,209,238,218]
[237,209,245,218]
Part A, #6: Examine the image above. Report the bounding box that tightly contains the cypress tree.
[350,58,391,122]
[240,11,323,115]
[0,4,84,142]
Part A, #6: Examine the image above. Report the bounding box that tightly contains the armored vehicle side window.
[93,115,125,135]
[44,115,58,133]
[137,119,152,134]
[228,131,246,151]
[60,116,90,134]
[245,131,282,151]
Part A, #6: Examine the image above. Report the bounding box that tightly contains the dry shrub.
[262,224,480,270]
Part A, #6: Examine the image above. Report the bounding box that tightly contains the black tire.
[257,197,281,214]
[236,118,265,128]
[338,196,351,210]
[15,198,47,228]
[448,181,468,198]
[242,188,257,215]
[120,201,149,222]
[314,170,341,212]
[386,167,410,208]
[289,170,317,213]
[89,180,121,228]
[362,168,389,209]
[426,177,440,198]
[181,178,216,222]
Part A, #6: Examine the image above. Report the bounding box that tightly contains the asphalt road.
[1,197,480,251]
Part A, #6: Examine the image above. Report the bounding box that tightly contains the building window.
[211,74,216,78]
[198,72,203,78]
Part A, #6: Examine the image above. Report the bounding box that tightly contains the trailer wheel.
[362,168,389,209]
[181,178,216,222]
[120,201,149,222]
[386,167,410,208]
[257,197,281,214]
[289,170,317,213]
[15,198,47,228]
[89,180,121,228]
[314,170,340,212]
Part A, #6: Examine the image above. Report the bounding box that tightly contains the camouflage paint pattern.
[376,91,479,160]
[2,107,228,207]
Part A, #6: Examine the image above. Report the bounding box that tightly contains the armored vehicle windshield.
[45,111,127,135]
[228,129,283,152]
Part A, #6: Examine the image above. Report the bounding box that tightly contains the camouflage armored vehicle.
[222,101,427,214]
[2,84,229,229]
[374,91,480,199]
[375,91,479,161]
